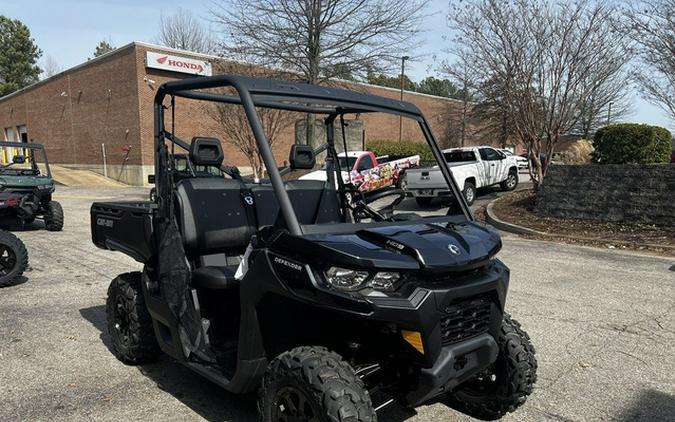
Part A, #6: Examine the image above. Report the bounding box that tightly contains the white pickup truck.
[403,146,519,206]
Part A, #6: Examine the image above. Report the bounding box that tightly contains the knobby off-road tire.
[259,346,377,422]
[44,201,64,231]
[500,171,519,192]
[463,181,476,206]
[444,313,537,420]
[106,272,160,365]
[0,231,28,287]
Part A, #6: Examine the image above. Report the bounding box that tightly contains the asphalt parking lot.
[1,185,673,422]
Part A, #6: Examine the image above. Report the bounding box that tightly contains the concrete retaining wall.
[536,164,675,225]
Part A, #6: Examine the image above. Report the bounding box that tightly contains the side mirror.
[289,144,315,170]
[147,174,155,184]
[12,155,26,164]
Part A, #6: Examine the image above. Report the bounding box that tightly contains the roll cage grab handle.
[153,75,473,237]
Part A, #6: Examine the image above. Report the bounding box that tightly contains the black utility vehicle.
[0,142,63,231]
[91,75,536,421]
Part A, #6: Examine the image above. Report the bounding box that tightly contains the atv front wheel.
[106,272,160,364]
[443,313,537,420]
[259,346,376,422]
[44,201,64,231]
[0,231,28,287]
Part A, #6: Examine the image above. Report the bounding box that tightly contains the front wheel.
[443,313,537,420]
[0,231,28,287]
[258,346,377,422]
[44,201,64,231]
[500,171,518,192]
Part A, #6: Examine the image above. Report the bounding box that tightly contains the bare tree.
[625,0,675,122]
[442,58,478,147]
[573,75,632,138]
[40,55,62,79]
[210,0,428,147]
[448,0,631,189]
[207,103,295,179]
[156,8,213,53]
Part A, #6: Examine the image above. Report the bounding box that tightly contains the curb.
[485,194,675,252]
[485,200,547,236]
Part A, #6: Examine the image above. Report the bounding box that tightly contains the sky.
[1,0,671,129]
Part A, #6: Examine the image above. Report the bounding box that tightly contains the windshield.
[0,146,49,177]
[161,84,469,234]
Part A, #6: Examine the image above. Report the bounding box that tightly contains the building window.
[4,127,15,142]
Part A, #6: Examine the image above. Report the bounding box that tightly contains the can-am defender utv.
[0,142,63,231]
[91,75,536,421]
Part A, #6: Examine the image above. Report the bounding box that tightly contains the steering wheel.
[346,186,406,222]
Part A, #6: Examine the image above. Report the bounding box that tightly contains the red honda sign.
[145,51,212,76]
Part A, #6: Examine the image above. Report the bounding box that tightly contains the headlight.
[324,267,369,291]
[324,267,402,292]
[368,272,400,291]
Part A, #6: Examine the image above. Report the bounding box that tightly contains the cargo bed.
[91,201,156,262]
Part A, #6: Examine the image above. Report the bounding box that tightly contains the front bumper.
[405,333,498,405]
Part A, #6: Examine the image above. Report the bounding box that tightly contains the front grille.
[440,296,492,345]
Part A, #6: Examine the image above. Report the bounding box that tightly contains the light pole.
[606,101,613,125]
[398,55,410,142]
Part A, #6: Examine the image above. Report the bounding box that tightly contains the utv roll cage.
[0,141,52,177]
[153,75,472,234]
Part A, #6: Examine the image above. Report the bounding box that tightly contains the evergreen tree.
[0,16,42,97]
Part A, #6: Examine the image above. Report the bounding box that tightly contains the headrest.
[189,137,224,167]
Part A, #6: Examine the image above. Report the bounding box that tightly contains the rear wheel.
[106,272,160,364]
[0,231,28,287]
[44,201,64,231]
[463,182,476,206]
[259,346,376,422]
[443,313,537,420]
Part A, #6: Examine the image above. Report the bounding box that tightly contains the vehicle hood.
[0,175,53,188]
[286,221,501,274]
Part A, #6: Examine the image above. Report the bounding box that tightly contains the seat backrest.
[175,177,254,254]
[249,180,342,228]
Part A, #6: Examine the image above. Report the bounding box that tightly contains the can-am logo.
[145,51,212,76]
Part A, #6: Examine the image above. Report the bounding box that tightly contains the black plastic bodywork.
[90,75,509,407]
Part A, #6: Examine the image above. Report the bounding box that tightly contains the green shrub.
[367,139,435,164]
[592,123,672,164]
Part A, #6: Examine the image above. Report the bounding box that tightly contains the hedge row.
[367,139,435,163]
[592,123,672,164]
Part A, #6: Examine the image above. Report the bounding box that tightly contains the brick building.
[0,42,471,185]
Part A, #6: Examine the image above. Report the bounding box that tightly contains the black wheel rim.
[0,245,17,276]
[114,297,132,347]
[272,386,321,422]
